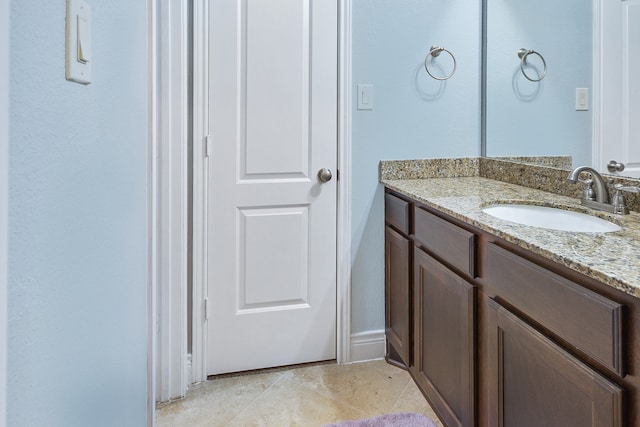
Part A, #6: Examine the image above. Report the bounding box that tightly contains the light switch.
[357,84,373,110]
[575,88,589,111]
[77,14,91,64]
[66,0,92,84]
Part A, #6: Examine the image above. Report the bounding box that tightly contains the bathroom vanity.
[382,160,640,427]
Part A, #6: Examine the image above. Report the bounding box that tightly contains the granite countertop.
[382,176,640,299]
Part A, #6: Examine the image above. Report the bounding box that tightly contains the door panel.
[598,0,640,178]
[207,0,337,375]
[621,1,640,177]
[243,0,310,178]
[238,206,309,311]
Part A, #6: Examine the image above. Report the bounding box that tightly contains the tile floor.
[156,359,444,427]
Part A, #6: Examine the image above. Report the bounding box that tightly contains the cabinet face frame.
[412,247,476,427]
[488,299,624,427]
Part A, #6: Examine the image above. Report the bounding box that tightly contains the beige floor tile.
[362,359,412,378]
[225,376,367,427]
[281,360,412,415]
[156,360,442,427]
[391,379,444,427]
[156,372,281,427]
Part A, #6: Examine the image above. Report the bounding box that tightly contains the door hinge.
[204,134,212,158]
[204,297,209,321]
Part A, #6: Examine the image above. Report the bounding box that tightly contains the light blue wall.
[485,0,592,166]
[8,1,148,426]
[351,0,482,334]
[1,0,8,424]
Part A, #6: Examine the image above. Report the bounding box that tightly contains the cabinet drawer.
[385,192,410,235]
[487,243,624,376]
[414,207,477,278]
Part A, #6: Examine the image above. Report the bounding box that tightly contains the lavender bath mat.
[322,412,438,427]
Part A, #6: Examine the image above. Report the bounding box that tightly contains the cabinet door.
[488,299,624,427]
[412,248,476,427]
[487,243,624,376]
[385,226,411,367]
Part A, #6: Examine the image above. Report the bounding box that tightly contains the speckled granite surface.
[379,158,480,180]
[381,157,640,213]
[381,175,640,299]
[492,156,573,169]
[479,158,640,211]
[480,158,583,198]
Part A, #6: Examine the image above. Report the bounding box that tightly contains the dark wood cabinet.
[488,299,624,427]
[414,207,477,278]
[412,247,476,427]
[383,188,639,426]
[384,191,477,426]
[487,243,625,376]
[385,226,411,367]
[485,243,626,427]
[384,192,412,367]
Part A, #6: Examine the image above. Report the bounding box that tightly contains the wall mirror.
[482,0,640,178]
[482,0,593,168]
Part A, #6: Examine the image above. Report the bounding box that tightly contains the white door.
[206,0,338,375]
[597,0,640,178]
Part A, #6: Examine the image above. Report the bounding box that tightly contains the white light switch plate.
[66,0,92,84]
[357,84,373,110]
[575,88,588,111]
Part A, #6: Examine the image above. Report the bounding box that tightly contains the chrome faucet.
[567,166,610,203]
[567,166,615,213]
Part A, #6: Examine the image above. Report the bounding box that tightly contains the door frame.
[592,0,621,172]
[190,0,209,385]
[592,0,607,171]
[150,0,190,405]
[336,0,353,365]
[189,0,353,381]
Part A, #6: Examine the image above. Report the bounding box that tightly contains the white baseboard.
[349,330,386,363]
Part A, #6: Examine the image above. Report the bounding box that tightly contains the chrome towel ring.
[518,48,547,82]
[424,46,457,81]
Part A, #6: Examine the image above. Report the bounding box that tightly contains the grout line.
[390,377,412,412]
[278,375,368,415]
[223,375,286,425]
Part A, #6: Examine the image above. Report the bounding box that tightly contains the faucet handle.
[614,183,640,193]
[612,184,639,214]
[581,179,596,201]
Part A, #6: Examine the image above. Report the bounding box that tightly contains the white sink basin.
[482,204,621,233]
